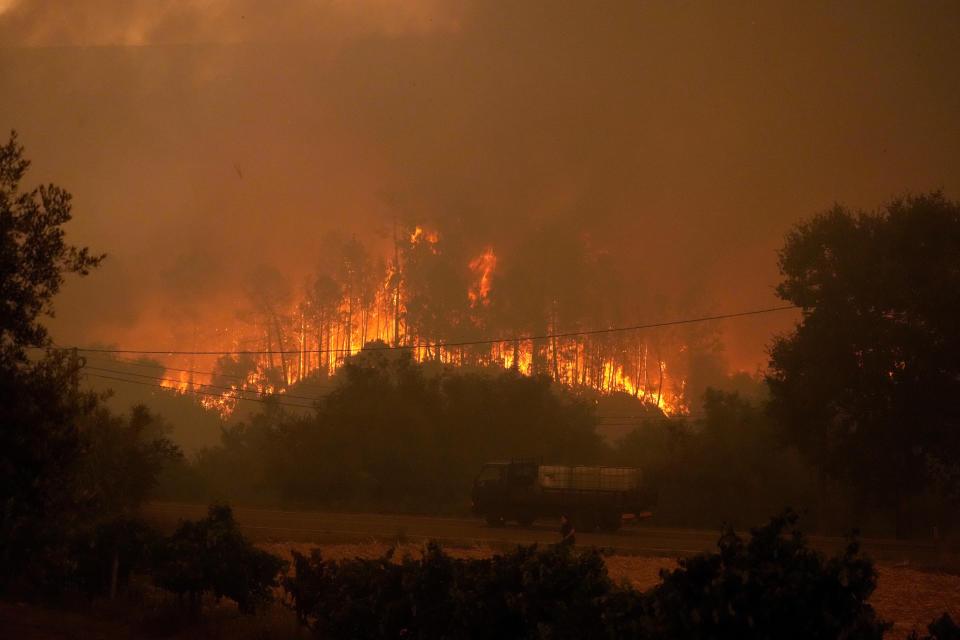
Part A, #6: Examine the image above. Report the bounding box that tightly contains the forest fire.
[469,248,497,307]
[410,226,439,247]
[159,370,191,394]
[152,225,690,417]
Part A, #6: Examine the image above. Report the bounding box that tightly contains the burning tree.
[163,223,708,418]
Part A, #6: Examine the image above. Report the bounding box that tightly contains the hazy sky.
[2,0,958,369]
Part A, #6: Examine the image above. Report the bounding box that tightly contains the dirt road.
[142,502,951,568]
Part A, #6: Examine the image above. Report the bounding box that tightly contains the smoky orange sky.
[2,0,958,371]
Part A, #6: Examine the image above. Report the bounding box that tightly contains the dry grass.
[873,565,960,640]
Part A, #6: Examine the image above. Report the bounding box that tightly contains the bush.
[909,615,960,640]
[640,509,890,639]
[68,517,160,597]
[153,504,286,614]
[283,542,613,639]
[284,511,897,639]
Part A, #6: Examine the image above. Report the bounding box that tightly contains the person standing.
[559,513,576,546]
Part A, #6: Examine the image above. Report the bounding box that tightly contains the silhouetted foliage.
[283,542,611,639]
[0,131,109,592]
[153,504,286,614]
[768,193,960,536]
[641,510,888,639]
[0,130,104,367]
[614,391,814,529]
[176,351,603,510]
[0,134,180,598]
[76,404,182,517]
[908,614,960,640]
[0,351,100,593]
[283,511,891,639]
[68,517,161,597]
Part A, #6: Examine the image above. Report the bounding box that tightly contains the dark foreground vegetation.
[7,503,960,640]
[3,134,960,634]
[283,511,896,639]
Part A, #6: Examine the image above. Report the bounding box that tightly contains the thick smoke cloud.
[1,0,958,369]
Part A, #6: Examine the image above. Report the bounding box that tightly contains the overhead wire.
[66,305,799,356]
[81,365,329,403]
[69,304,790,420]
[80,355,250,381]
[81,372,318,410]
[82,368,713,421]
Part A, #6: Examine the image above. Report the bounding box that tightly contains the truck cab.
[471,461,538,526]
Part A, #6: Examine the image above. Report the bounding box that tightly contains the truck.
[470,459,656,531]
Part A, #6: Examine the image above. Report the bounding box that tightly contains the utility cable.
[67,305,799,356]
[82,365,326,403]
[81,355,250,381]
[81,372,317,410]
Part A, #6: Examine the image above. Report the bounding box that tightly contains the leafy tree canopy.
[0,131,104,367]
[767,192,960,518]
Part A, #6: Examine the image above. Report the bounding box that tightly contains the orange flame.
[410,226,439,245]
[468,247,497,307]
[147,225,689,419]
[160,370,190,394]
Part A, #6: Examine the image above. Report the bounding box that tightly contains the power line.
[80,353,341,387]
[81,372,317,410]
[82,365,327,403]
[67,305,799,356]
[81,355,250,381]
[81,371,703,420]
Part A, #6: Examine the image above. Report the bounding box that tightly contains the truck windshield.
[476,465,504,485]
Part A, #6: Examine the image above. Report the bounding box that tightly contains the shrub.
[283,542,613,639]
[68,517,160,597]
[909,614,960,640]
[284,511,897,639]
[153,504,286,614]
[639,509,890,640]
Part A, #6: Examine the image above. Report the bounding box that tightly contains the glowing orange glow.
[468,247,496,307]
[410,225,439,245]
[146,225,688,418]
[160,370,190,394]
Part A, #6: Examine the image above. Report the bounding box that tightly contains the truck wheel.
[486,514,505,527]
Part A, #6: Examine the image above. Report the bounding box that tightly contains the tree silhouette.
[0,131,105,583]
[767,193,960,536]
[0,131,104,367]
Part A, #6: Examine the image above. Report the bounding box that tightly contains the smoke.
[1,0,958,369]
[0,0,463,47]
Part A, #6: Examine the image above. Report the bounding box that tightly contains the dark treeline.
[154,192,960,541]
[162,349,607,513]
[157,348,955,539]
